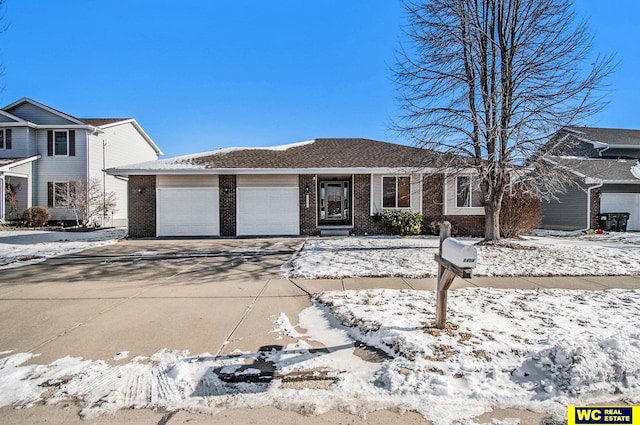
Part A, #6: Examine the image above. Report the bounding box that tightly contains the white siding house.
[0,98,162,226]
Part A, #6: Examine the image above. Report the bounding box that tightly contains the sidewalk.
[0,245,637,425]
[290,274,640,294]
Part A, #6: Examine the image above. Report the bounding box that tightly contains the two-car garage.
[155,174,299,237]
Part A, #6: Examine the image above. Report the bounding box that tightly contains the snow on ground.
[0,288,638,424]
[289,233,640,278]
[1,230,639,422]
[0,228,127,269]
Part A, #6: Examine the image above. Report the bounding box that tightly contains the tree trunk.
[484,203,501,241]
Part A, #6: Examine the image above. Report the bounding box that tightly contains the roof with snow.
[565,126,640,147]
[551,156,640,183]
[108,138,452,175]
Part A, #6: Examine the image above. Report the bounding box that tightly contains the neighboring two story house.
[540,126,640,231]
[0,98,162,226]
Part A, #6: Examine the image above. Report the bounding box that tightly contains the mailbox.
[441,238,477,269]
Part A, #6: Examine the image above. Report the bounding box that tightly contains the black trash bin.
[599,212,630,232]
[599,213,614,231]
[616,212,630,232]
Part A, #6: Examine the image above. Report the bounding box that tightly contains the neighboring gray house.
[108,138,487,238]
[0,98,162,226]
[541,127,640,231]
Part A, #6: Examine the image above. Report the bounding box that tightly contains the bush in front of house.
[381,210,423,235]
[500,190,541,238]
[21,206,52,227]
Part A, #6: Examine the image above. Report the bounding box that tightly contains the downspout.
[584,180,604,231]
[0,173,4,222]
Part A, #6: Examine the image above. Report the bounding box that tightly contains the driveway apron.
[0,238,308,364]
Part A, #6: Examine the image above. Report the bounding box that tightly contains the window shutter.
[47,131,53,156]
[48,182,54,207]
[68,130,76,156]
[5,129,11,150]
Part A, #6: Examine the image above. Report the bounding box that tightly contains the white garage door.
[600,193,640,231]
[237,187,299,236]
[157,188,220,236]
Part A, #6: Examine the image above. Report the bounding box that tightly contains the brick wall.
[299,175,319,235]
[353,174,385,235]
[590,187,602,229]
[422,174,486,237]
[128,175,156,238]
[219,175,237,236]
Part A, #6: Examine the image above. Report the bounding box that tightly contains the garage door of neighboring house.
[237,175,299,236]
[156,176,220,237]
[600,193,640,231]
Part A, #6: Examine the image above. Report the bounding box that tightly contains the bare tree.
[394,0,615,241]
[58,178,117,227]
[4,177,20,220]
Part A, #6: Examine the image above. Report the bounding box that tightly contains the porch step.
[320,229,351,237]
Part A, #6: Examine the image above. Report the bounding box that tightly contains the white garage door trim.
[237,187,299,236]
[157,187,220,236]
[600,193,640,231]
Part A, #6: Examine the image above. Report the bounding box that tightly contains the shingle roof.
[566,127,640,147]
[190,138,441,169]
[552,156,640,183]
[109,138,455,174]
[81,118,131,127]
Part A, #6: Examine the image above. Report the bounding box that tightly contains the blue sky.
[1,1,638,158]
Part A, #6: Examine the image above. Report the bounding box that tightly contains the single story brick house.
[107,138,486,237]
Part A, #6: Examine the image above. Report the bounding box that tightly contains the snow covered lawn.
[289,232,640,278]
[0,288,638,424]
[0,228,127,268]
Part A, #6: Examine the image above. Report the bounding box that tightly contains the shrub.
[21,206,51,227]
[500,190,541,238]
[381,210,423,235]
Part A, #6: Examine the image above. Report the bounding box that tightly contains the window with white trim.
[53,182,69,208]
[382,176,411,208]
[456,176,483,208]
[54,131,69,156]
[0,129,5,149]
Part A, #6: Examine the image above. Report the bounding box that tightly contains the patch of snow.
[0,228,127,269]
[1,288,638,424]
[270,312,307,338]
[289,235,640,278]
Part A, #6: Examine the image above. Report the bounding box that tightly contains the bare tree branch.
[393,0,616,240]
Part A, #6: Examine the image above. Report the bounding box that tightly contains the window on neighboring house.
[53,182,69,208]
[54,131,68,156]
[382,176,411,208]
[0,128,9,150]
[456,176,483,208]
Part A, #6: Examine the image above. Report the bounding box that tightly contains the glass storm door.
[319,181,349,222]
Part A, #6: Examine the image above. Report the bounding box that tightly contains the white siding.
[0,127,34,158]
[88,121,159,226]
[157,175,218,188]
[35,129,88,221]
[237,175,298,188]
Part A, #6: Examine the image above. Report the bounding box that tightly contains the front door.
[319,180,350,224]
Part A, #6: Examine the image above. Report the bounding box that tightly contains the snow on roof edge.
[109,139,317,171]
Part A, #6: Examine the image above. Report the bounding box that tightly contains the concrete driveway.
[0,238,312,365]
